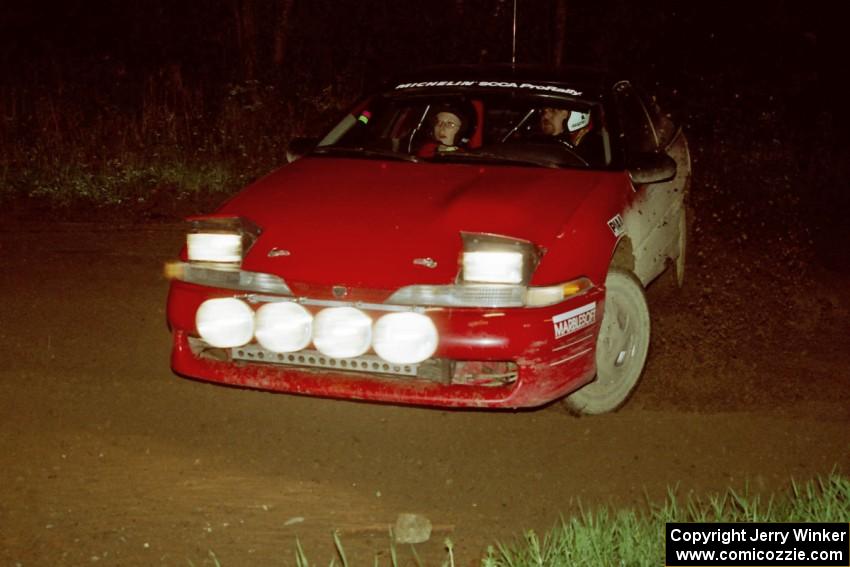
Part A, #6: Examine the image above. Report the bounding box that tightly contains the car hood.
[222,157,610,294]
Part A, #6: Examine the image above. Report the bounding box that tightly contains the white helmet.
[566,110,591,133]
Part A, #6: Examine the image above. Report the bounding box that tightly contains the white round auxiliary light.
[254,302,313,353]
[312,307,373,359]
[372,312,438,365]
[195,297,255,348]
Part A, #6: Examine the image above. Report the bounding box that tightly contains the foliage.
[0,74,348,217]
[484,473,849,567]
[0,1,843,249]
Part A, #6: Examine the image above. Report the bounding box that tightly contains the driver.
[433,110,464,151]
[539,107,593,148]
[418,105,470,157]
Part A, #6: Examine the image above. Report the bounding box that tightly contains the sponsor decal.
[267,247,290,257]
[395,80,582,97]
[412,257,438,269]
[553,302,596,339]
[607,214,625,237]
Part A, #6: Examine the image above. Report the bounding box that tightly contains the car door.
[613,81,691,285]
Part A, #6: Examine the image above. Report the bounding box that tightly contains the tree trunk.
[553,0,568,66]
[451,0,465,60]
[273,0,296,69]
[232,0,258,81]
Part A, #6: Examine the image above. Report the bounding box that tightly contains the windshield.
[316,89,610,169]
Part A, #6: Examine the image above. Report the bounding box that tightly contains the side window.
[613,81,658,157]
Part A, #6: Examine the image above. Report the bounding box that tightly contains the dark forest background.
[0,0,846,265]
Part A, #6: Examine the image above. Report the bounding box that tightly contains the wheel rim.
[595,293,642,389]
[564,270,650,414]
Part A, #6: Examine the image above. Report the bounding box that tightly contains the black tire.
[564,269,650,415]
[676,203,695,287]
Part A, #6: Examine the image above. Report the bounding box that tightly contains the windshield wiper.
[312,146,419,163]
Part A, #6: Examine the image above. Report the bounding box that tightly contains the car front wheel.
[564,269,650,415]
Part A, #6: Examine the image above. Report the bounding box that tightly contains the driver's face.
[433,111,461,146]
[540,107,569,136]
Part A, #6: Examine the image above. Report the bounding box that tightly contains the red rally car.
[165,65,692,413]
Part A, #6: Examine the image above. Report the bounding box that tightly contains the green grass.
[482,473,848,567]
[0,79,338,214]
[271,473,848,567]
[6,155,245,205]
[0,135,279,211]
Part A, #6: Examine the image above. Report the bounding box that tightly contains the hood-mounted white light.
[186,215,261,264]
[460,232,541,285]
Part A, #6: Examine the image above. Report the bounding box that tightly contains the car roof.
[393,64,619,101]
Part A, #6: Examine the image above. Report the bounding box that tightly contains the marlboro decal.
[553,302,597,339]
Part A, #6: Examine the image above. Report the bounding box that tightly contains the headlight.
[373,312,438,364]
[255,302,313,353]
[195,298,255,348]
[312,307,373,359]
[164,262,292,295]
[386,233,592,308]
[525,278,593,307]
[387,278,592,308]
[386,232,542,306]
[187,233,242,263]
[387,284,526,308]
[185,216,260,264]
[461,233,540,285]
[463,251,524,284]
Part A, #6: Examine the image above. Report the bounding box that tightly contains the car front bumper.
[166,281,604,408]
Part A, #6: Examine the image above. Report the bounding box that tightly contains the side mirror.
[628,152,677,185]
[286,137,318,163]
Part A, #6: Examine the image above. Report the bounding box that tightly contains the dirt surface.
[0,217,848,567]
